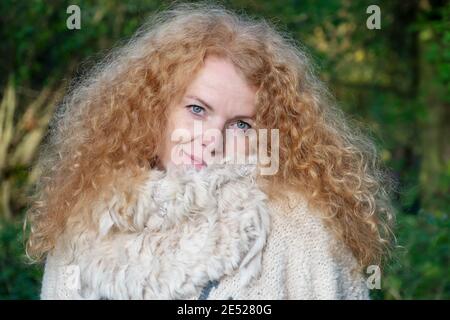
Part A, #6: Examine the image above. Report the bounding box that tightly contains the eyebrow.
[185,94,255,120]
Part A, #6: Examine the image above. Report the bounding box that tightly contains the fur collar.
[58,158,271,299]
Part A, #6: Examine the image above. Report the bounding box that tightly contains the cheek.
[166,109,195,143]
[160,109,197,163]
[224,133,254,158]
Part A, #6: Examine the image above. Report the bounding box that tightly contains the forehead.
[185,56,256,115]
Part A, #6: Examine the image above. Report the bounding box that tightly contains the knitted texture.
[40,161,369,300]
[203,192,370,299]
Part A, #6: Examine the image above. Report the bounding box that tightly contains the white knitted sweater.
[40,160,369,300]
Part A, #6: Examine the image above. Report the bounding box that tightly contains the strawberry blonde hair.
[25,2,395,268]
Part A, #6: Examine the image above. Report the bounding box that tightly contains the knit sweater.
[40,160,369,300]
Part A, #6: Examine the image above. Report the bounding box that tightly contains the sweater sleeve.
[282,197,370,300]
[40,247,85,300]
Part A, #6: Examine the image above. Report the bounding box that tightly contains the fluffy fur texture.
[43,158,270,299]
[26,2,395,269]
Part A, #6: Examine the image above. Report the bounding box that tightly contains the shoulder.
[267,190,334,250]
[266,190,370,299]
[267,191,342,267]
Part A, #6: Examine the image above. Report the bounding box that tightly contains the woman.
[25,3,395,300]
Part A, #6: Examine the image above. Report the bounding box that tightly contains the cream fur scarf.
[55,158,271,299]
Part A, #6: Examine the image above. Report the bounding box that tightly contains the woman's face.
[158,55,257,170]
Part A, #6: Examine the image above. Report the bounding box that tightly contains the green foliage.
[0,218,42,299]
[371,210,450,299]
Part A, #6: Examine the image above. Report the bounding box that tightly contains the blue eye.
[188,104,205,116]
[234,120,251,131]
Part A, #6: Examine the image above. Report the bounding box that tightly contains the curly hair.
[25,2,395,268]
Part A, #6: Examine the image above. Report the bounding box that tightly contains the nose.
[199,120,226,157]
